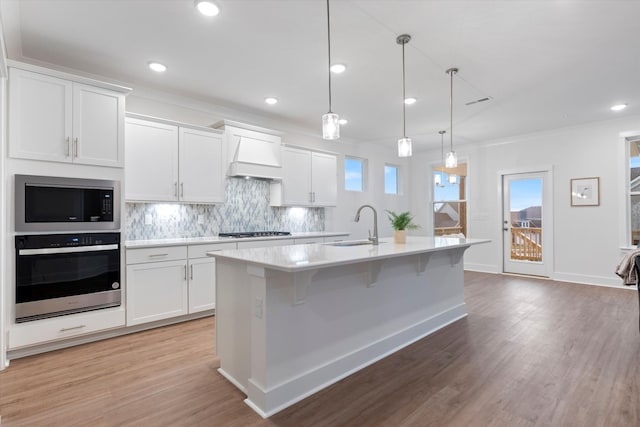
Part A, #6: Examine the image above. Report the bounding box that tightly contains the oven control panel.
[15,232,120,249]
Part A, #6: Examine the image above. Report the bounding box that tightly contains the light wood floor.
[1,272,639,426]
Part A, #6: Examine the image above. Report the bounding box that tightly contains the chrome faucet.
[354,204,379,245]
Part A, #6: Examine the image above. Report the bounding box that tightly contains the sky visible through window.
[631,156,640,168]
[345,158,363,191]
[385,165,398,194]
[509,178,542,211]
[433,172,459,201]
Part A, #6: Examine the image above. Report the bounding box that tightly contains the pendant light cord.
[326,0,332,114]
[449,69,454,151]
[402,41,406,138]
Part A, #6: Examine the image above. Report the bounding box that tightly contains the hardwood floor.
[1,272,639,426]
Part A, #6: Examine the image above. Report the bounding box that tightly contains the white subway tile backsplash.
[126,177,324,240]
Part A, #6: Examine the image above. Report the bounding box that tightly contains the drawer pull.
[148,253,169,258]
[60,325,86,332]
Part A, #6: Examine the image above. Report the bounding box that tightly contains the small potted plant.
[386,210,419,243]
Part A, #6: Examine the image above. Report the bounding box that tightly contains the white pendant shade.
[322,113,340,140]
[398,137,412,157]
[434,173,442,186]
[445,151,458,168]
[448,174,458,184]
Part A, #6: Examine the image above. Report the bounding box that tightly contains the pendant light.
[435,130,446,187]
[445,67,459,168]
[396,34,412,157]
[322,0,339,140]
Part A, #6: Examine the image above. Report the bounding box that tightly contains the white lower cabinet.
[126,242,236,326]
[9,307,125,349]
[126,259,189,326]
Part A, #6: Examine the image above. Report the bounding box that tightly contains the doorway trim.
[497,165,554,278]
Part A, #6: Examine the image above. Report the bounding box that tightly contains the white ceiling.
[1,0,639,151]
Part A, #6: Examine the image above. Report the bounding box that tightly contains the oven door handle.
[18,244,119,256]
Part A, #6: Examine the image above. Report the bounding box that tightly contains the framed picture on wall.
[570,177,600,206]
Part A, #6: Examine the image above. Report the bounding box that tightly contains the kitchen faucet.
[354,204,379,245]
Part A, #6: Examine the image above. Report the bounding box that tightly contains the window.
[433,163,467,236]
[345,157,365,192]
[629,138,640,244]
[385,164,399,194]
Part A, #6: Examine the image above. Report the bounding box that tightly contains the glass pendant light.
[322,0,340,140]
[448,174,457,185]
[445,67,459,168]
[435,130,446,186]
[397,34,412,157]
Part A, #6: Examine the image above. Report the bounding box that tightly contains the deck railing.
[510,227,542,261]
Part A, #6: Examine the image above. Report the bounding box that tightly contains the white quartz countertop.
[207,236,490,272]
[125,231,350,249]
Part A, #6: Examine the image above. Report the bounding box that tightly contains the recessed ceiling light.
[611,103,628,111]
[265,97,278,105]
[148,62,167,73]
[330,64,346,74]
[404,97,417,105]
[195,0,220,17]
[338,119,348,125]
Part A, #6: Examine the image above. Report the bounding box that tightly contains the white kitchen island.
[208,236,489,417]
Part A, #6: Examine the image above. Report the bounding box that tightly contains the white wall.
[410,114,640,287]
[126,88,411,240]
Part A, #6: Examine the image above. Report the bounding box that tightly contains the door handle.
[174,182,178,198]
[184,265,187,281]
[503,228,509,231]
[181,182,184,197]
[66,136,71,157]
[73,137,78,157]
[190,264,193,280]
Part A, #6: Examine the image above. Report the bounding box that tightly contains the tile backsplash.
[125,177,325,240]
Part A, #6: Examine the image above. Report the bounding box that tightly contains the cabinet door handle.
[148,253,169,258]
[181,182,184,197]
[309,192,313,202]
[73,137,78,157]
[174,182,178,198]
[184,265,187,281]
[66,137,71,157]
[60,325,86,332]
[190,264,193,280]
[313,192,316,202]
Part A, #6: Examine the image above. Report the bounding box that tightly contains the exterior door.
[502,172,551,276]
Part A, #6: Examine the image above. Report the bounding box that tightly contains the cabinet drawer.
[188,242,237,259]
[126,246,187,264]
[9,307,125,349]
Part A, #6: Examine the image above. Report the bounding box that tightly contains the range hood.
[213,120,283,180]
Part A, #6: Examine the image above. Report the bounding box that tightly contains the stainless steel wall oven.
[15,233,121,323]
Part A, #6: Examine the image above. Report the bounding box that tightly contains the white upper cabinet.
[311,151,338,205]
[270,146,337,207]
[9,67,126,167]
[125,115,225,204]
[179,127,225,204]
[125,118,179,202]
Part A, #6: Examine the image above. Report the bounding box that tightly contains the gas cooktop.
[218,231,291,238]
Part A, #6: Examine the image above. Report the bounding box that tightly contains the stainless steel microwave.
[15,175,120,232]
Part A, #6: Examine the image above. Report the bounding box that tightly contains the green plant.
[385,210,420,231]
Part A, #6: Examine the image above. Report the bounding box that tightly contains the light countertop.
[125,231,350,249]
[207,236,490,272]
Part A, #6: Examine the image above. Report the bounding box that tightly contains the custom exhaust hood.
[213,120,283,180]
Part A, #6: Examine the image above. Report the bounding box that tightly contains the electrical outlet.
[198,214,205,225]
[144,214,152,225]
[255,297,263,319]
